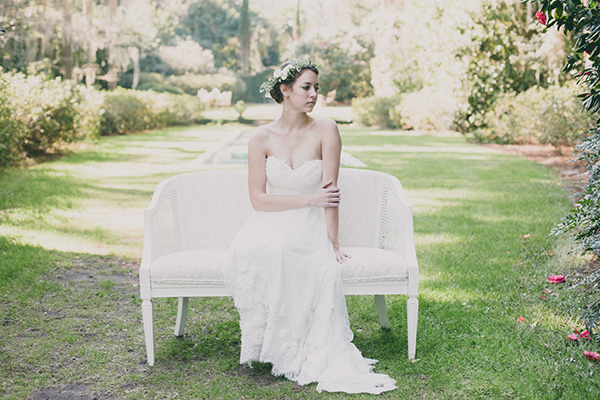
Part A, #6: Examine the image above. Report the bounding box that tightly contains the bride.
[224,59,397,394]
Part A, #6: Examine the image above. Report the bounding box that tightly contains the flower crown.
[260,58,319,97]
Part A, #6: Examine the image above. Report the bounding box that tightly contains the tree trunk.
[83,0,97,88]
[240,0,250,74]
[62,0,73,79]
[108,0,118,90]
[128,47,140,90]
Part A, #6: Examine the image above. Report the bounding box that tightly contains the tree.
[62,0,74,79]
[240,0,250,74]
[296,32,375,102]
[455,0,559,132]
[177,0,240,69]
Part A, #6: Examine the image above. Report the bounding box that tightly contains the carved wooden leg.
[375,295,390,329]
[407,296,418,360]
[174,297,189,337]
[142,299,155,366]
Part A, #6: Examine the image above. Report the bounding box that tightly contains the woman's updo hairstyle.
[260,59,319,104]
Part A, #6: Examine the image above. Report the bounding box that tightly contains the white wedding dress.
[224,156,397,394]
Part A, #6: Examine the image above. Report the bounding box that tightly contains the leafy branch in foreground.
[531,1,600,254]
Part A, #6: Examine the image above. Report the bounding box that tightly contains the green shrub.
[351,95,403,129]
[151,91,206,127]
[99,88,155,135]
[3,72,103,158]
[166,73,242,97]
[73,85,104,140]
[119,72,164,89]
[99,88,205,135]
[475,82,595,147]
[0,77,22,167]
[137,82,186,95]
[240,69,273,103]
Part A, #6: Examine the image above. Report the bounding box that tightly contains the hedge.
[0,71,206,168]
[474,82,595,147]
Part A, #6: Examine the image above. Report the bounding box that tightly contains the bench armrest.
[140,177,185,298]
[377,174,419,296]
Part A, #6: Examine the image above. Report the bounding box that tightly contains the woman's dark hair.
[270,60,319,104]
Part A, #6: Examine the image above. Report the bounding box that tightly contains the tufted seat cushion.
[150,247,407,286]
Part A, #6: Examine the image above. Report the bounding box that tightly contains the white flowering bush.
[400,89,459,131]
[158,41,216,75]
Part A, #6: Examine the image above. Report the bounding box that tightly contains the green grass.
[1,125,598,398]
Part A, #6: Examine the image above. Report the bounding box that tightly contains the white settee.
[140,168,419,366]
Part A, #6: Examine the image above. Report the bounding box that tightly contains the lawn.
[1,123,598,399]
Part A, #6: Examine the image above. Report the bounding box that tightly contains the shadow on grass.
[57,149,142,164]
[0,168,83,212]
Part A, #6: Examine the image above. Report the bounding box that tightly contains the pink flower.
[568,333,579,341]
[580,330,593,340]
[542,295,546,301]
[543,288,553,294]
[518,316,525,323]
[548,274,565,283]
[536,11,547,25]
[584,351,600,361]
[522,234,531,239]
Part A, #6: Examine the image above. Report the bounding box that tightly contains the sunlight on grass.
[408,188,475,213]
[0,125,240,257]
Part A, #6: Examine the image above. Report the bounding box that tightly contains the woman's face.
[285,69,319,112]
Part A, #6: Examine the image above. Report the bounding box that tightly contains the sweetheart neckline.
[267,156,322,171]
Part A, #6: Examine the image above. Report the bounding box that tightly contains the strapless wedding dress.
[224,156,396,394]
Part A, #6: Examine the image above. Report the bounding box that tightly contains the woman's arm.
[321,119,350,263]
[247,128,340,212]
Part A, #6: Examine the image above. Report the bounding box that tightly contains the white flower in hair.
[282,65,293,79]
[273,69,283,79]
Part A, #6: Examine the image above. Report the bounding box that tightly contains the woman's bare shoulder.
[313,117,338,128]
[312,117,340,137]
[249,125,272,144]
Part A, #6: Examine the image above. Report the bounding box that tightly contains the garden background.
[3,0,600,398]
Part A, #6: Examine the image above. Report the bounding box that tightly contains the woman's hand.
[309,179,340,208]
[333,247,351,264]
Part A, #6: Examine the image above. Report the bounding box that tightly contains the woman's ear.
[280,83,291,98]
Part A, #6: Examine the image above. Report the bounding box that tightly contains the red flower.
[580,330,593,340]
[548,274,565,283]
[518,316,525,323]
[568,333,579,341]
[536,11,547,25]
[584,351,600,361]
